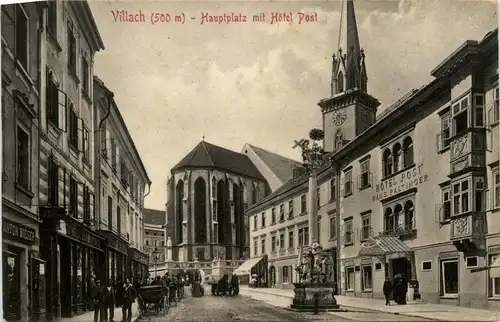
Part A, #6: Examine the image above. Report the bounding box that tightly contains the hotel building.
[331,28,500,310]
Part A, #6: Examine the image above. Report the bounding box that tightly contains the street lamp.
[152,249,161,278]
[293,128,326,245]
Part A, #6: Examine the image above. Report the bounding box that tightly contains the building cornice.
[70,1,105,52]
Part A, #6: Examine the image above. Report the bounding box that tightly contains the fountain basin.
[288,282,345,312]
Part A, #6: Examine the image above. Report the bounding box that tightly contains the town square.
[1,0,500,321]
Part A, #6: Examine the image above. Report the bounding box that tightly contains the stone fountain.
[289,242,343,312]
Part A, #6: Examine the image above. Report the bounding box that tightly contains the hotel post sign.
[372,164,428,202]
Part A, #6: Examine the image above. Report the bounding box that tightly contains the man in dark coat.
[383,277,393,305]
[92,279,104,322]
[121,278,136,322]
[103,280,116,321]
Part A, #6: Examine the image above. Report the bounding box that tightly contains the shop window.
[271,208,276,224]
[330,178,336,201]
[343,170,353,197]
[329,216,336,239]
[16,125,30,189]
[465,256,478,268]
[452,96,470,136]
[362,265,372,290]
[282,266,290,283]
[422,261,432,271]
[288,200,294,219]
[301,195,306,213]
[489,254,500,297]
[453,179,470,215]
[279,204,285,222]
[345,266,355,291]
[440,259,458,296]
[288,231,294,249]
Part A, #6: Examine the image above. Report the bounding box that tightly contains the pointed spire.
[346,0,361,69]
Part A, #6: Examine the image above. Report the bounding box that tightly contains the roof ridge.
[205,141,249,157]
[247,143,302,163]
[201,141,216,167]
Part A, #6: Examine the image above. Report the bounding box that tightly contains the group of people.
[150,272,186,305]
[91,277,138,322]
[213,273,239,296]
[383,275,409,305]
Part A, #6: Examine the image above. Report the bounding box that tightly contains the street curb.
[240,288,445,321]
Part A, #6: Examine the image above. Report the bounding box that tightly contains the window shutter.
[77,181,84,219]
[77,117,83,152]
[57,89,67,131]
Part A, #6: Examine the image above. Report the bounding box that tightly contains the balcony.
[450,213,486,246]
[379,221,417,239]
[449,130,486,175]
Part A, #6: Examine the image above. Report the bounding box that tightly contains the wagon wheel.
[163,295,169,316]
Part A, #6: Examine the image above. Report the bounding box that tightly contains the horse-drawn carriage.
[137,285,169,317]
[207,275,239,296]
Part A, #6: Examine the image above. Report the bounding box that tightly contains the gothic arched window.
[384,208,393,233]
[382,148,393,177]
[403,137,414,168]
[404,200,414,230]
[394,204,403,232]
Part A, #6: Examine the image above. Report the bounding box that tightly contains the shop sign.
[108,235,128,254]
[3,218,36,244]
[372,164,428,202]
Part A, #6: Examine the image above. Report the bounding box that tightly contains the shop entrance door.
[269,266,276,288]
[3,250,21,321]
[391,257,409,281]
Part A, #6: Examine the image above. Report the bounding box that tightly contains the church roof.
[143,208,165,226]
[171,141,265,180]
[244,144,302,185]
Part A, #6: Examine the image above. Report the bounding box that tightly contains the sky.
[88,0,498,211]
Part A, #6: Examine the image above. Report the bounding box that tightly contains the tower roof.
[171,141,265,180]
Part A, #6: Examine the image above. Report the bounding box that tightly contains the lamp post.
[293,129,326,246]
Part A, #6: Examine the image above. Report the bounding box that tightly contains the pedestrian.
[92,278,104,322]
[313,291,319,315]
[383,277,393,305]
[121,278,136,322]
[103,280,116,322]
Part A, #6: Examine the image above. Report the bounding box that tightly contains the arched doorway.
[269,266,276,288]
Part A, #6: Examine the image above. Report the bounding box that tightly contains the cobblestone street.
[136,289,432,322]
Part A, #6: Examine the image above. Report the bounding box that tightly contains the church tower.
[319,0,380,152]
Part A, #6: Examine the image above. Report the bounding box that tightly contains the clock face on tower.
[332,109,347,126]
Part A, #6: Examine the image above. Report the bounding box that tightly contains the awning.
[358,236,412,257]
[490,256,500,278]
[233,256,264,276]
